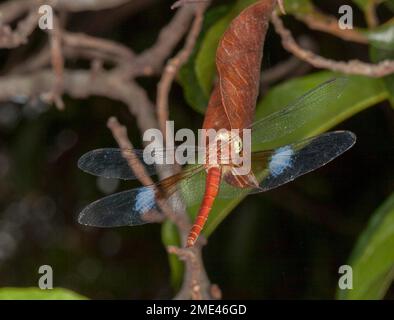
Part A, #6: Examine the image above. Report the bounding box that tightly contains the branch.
[0,0,135,49]
[0,0,38,24]
[364,0,379,28]
[157,2,208,134]
[168,246,221,300]
[0,69,159,134]
[171,0,208,10]
[271,12,394,77]
[45,16,65,110]
[63,31,136,63]
[120,5,196,77]
[107,117,155,187]
[10,31,136,75]
[0,9,39,48]
[292,10,368,44]
[53,0,132,12]
[4,4,197,80]
[9,45,51,74]
[0,0,132,21]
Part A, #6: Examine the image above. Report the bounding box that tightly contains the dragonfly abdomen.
[186,167,221,247]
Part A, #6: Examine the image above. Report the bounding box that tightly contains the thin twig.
[293,11,368,44]
[9,45,51,74]
[107,117,155,187]
[168,246,219,300]
[0,0,130,24]
[46,16,65,110]
[120,5,196,77]
[7,7,196,80]
[0,9,39,48]
[0,0,38,24]
[365,0,379,28]
[53,0,131,12]
[11,31,136,75]
[157,2,208,135]
[171,0,207,10]
[271,12,394,77]
[63,31,136,63]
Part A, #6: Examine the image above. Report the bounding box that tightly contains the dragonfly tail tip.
[186,238,195,248]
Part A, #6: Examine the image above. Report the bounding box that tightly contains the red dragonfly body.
[187,166,221,247]
[77,79,356,247]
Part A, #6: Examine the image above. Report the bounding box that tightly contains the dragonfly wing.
[78,165,207,227]
[217,131,356,198]
[78,148,156,180]
[251,78,348,150]
[78,146,204,180]
[78,187,161,227]
[256,130,356,191]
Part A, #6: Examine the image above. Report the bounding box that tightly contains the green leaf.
[368,24,394,107]
[0,287,88,300]
[337,192,394,299]
[178,5,230,113]
[161,220,183,290]
[283,0,314,15]
[352,0,370,11]
[195,71,388,237]
[194,0,257,97]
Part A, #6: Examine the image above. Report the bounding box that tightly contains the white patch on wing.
[269,146,294,177]
[134,187,155,213]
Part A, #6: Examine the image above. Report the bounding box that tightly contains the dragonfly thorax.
[205,131,243,167]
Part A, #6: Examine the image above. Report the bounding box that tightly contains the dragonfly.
[78,78,356,247]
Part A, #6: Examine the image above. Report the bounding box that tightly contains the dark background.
[0,0,393,299]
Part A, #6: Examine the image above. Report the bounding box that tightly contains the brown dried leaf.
[202,0,277,131]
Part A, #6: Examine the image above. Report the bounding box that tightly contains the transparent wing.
[251,78,348,150]
[78,187,160,227]
[77,146,203,180]
[218,131,356,198]
[256,130,356,191]
[78,131,356,227]
[78,148,152,180]
[78,164,207,227]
